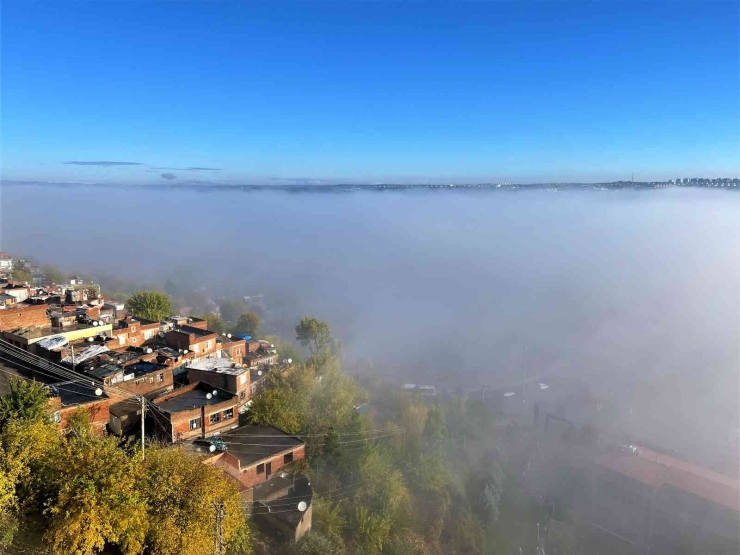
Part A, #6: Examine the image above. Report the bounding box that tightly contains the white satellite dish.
[257,370,263,376]
[287,358,292,364]
[539,383,549,390]
[183,350,189,354]
[146,348,153,354]
[209,444,216,453]
[297,501,307,512]
[227,334,231,338]
[504,391,516,397]
[95,388,103,396]
[206,393,213,399]
[212,390,218,396]
[92,321,99,326]
[222,333,227,336]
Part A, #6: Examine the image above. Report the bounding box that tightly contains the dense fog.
[2,184,738,468]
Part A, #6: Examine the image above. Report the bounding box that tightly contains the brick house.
[165,325,219,359]
[47,380,110,435]
[217,334,246,360]
[151,382,238,443]
[110,317,161,350]
[187,358,251,406]
[201,425,306,489]
[243,340,278,368]
[0,303,49,332]
[87,361,173,401]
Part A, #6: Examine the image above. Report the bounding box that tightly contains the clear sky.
[1,0,738,184]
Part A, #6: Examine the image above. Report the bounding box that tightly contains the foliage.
[127,290,172,321]
[12,267,33,283]
[311,499,347,546]
[286,532,345,555]
[234,312,261,337]
[163,278,180,299]
[44,416,147,555]
[139,445,250,555]
[262,335,303,364]
[350,505,391,555]
[295,317,332,354]
[0,379,50,429]
[219,298,245,324]
[41,265,66,285]
[193,312,225,334]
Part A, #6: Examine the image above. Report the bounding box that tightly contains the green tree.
[193,313,225,334]
[0,379,50,429]
[44,412,147,555]
[41,265,66,285]
[234,312,260,337]
[351,505,391,555]
[219,298,245,324]
[139,445,250,555]
[311,500,347,546]
[422,405,448,453]
[127,291,172,321]
[288,532,345,555]
[295,317,332,354]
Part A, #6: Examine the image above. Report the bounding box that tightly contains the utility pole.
[71,345,75,373]
[214,501,225,555]
[140,397,146,461]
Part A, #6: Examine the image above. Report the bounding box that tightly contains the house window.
[223,408,234,420]
[284,452,293,464]
[148,377,154,384]
[209,412,221,425]
[250,383,257,394]
[256,463,264,475]
[192,344,200,353]
[118,335,126,345]
[239,375,247,385]
[206,340,212,350]
[235,348,241,356]
[189,417,202,430]
[135,378,144,385]
[240,391,246,401]
[157,373,164,383]
[52,411,61,424]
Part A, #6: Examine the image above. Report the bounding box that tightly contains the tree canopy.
[0,379,50,429]
[127,291,172,321]
[234,312,260,337]
[219,298,245,324]
[295,317,332,354]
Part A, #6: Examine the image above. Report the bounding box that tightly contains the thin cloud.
[63,161,143,166]
[151,166,221,171]
[160,173,177,180]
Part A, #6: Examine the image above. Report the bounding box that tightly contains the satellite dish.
[206,393,213,399]
[92,321,99,326]
[183,350,189,354]
[297,501,307,512]
[287,358,292,364]
[87,337,94,342]
[227,333,231,338]
[257,370,263,376]
[209,444,216,453]
[146,348,153,354]
[504,391,516,397]
[212,390,218,396]
[270,344,275,348]
[222,333,226,336]
[95,388,103,396]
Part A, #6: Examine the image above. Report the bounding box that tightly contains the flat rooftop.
[154,382,236,413]
[176,325,217,338]
[216,425,303,467]
[51,380,109,407]
[187,358,247,376]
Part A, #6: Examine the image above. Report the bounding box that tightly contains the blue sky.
[2,0,738,184]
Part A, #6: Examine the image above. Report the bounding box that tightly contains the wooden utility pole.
[141,397,146,461]
[214,501,225,555]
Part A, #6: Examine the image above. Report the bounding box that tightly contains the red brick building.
[151,382,238,443]
[110,317,161,350]
[187,358,251,405]
[0,304,49,332]
[201,425,306,489]
[87,361,174,401]
[217,334,246,360]
[165,325,219,359]
[48,380,110,435]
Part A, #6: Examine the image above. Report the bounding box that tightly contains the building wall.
[153,384,238,442]
[239,446,306,489]
[0,304,49,331]
[165,330,219,357]
[106,367,173,401]
[59,400,110,434]
[187,368,251,404]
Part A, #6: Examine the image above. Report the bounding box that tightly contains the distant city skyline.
[1,1,738,185]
